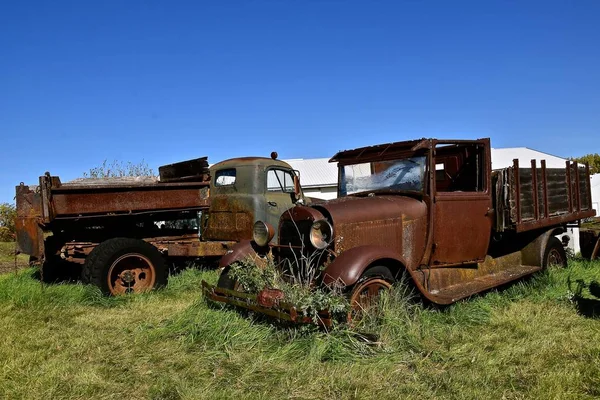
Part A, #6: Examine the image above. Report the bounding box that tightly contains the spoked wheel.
[543,237,568,269]
[108,253,157,295]
[547,248,563,266]
[348,275,392,324]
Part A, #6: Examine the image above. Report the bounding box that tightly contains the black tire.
[217,266,237,290]
[359,265,395,282]
[82,238,167,295]
[543,237,568,269]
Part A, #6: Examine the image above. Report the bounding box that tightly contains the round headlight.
[253,221,274,247]
[309,219,333,249]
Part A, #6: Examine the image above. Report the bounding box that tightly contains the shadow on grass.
[572,296,600,318]
[569,279,600,319]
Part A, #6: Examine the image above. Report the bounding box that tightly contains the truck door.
[265,168,297,234]
[431,141,493,265]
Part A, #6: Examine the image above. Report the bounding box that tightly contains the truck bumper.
[201,280,332,327]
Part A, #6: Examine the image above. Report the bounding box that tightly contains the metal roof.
[284,158,338,188]
[490,147,567,169]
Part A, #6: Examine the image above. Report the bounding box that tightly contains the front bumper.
[201,280,333,327]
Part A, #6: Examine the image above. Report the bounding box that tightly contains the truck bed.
[17,174,210,223]
[494,159,595,232]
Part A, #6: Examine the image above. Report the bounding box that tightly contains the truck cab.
[203,157,305,243]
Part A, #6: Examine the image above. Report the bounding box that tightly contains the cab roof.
[329,138,490,163]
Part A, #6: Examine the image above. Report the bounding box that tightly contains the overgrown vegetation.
[228,256,350,324]
[83,159,155,178]
[0,256,599,399]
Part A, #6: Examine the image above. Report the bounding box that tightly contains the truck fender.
[321,245,409,288]
[218,240,269,269]
[521,228,564,267]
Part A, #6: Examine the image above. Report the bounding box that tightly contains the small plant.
[228,255,350,326]
[83,159,155,178]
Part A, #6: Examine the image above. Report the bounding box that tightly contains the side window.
[435,144,486,192]
[215,169,236,186]
[267,169,295,192]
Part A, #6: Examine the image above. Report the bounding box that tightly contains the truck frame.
[204,138,596,323]
[15,155,307,294]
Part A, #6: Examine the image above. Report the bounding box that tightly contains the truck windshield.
[339,156,427,196]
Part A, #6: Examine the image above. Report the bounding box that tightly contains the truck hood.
[312,194,427,226]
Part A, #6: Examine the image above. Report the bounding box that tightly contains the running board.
[427,265,542,304]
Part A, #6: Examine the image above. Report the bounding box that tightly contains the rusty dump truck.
[204,138,596,323]
[15,155,308,294]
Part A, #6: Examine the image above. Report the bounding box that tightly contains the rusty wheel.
[82,238,167,295]
[348,266,393,323]
[543,237,567,269]
[107,253,157,295]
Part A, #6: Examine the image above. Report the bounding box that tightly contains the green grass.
[0,258,599,399]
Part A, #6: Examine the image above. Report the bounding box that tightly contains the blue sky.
[1,0,599,204]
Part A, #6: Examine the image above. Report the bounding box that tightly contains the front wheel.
[348,266,394,323]
[82,238,167,295]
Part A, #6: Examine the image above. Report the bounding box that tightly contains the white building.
[592,174,600,217]
[285,158,338,200]
[288,146,586,254]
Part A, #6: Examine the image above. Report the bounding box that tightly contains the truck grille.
[277,220,331,282]
[279,220,313,249]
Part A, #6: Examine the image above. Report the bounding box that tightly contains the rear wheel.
[543,237,567,269]
[82,238,167,295]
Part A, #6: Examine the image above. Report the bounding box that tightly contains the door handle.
[268,201,278,207]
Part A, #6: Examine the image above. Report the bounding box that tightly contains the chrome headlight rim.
[253,220,274,247]
[309,219,334,249]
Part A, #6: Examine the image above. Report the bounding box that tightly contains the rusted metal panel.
[14,217,44,259]
[158,157,209,183]
[164,240,236,257]
[432,193,492,265]
[50,185,210,218]
[201,280,332,327]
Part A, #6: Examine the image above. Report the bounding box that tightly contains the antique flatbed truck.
[204,138,596,322]
[15,154,307,294]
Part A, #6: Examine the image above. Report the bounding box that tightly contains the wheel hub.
[108,253,156,295]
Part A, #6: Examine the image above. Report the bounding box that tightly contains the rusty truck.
[15,154,308,295]
[204,138,596,323]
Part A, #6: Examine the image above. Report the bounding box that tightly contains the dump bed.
[15,158,211,258]
[16,157,211,223]
[494,159,595,232]
[17,175,210,224]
